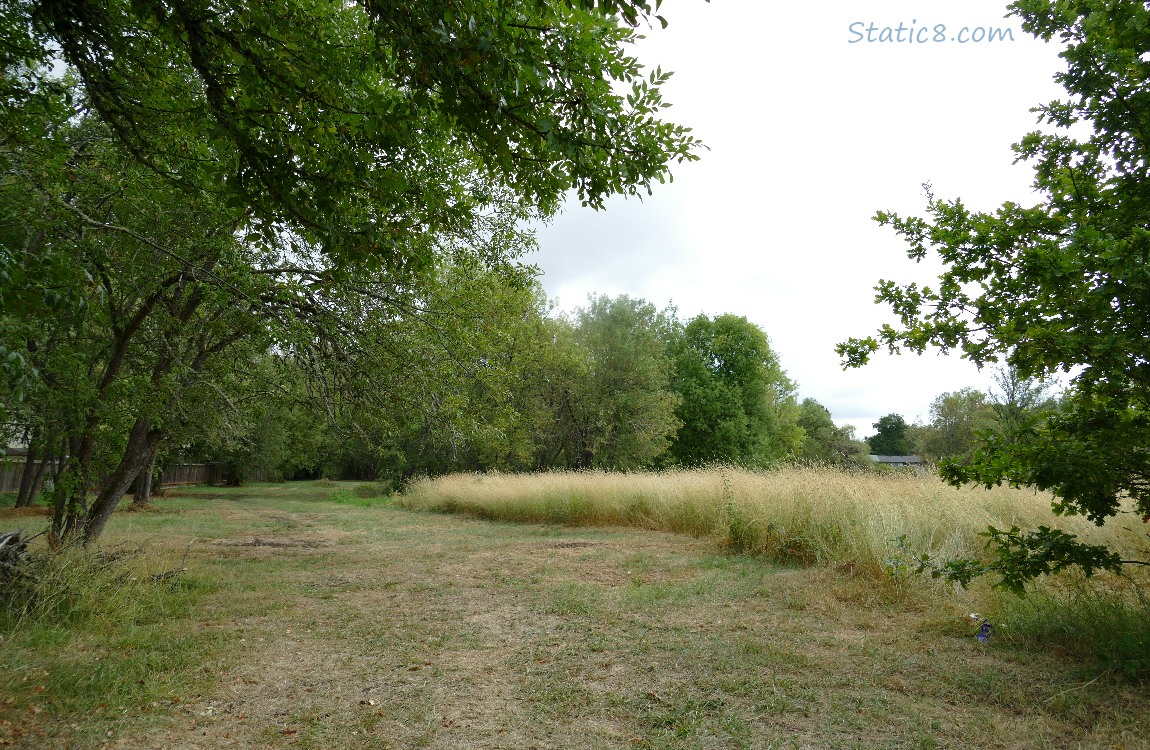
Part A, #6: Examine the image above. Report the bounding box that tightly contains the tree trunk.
[51,434,92,546]
[80,419,164,545]
[22,454,52,508]
[14,431,39,508]
[130,442,160,509]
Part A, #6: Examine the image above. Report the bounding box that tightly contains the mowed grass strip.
[0,480,1147,749]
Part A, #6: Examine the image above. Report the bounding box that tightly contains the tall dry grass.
[400,466,1150,577]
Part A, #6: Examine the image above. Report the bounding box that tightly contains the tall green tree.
[256,212,547,482]
[988,364,1057,441]
[1,113,270,543]
[569,295,681,469]
[7,0,702,269]
[795,398,869,466]
[668,314,801,467]
[915,388,997,462]
[866,414,912,456]
[522,295,679,471]
[838,0,1150,589]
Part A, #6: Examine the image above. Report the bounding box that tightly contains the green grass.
[2,479,1149,749]
[988,576,1150,679]
[0,548,239,748]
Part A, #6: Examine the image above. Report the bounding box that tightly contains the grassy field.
[401,467,1150,578]
[1,475,1148,749]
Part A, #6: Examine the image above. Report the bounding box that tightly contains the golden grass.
[401,466,1150,577]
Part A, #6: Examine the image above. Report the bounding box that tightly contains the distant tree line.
[181,292,873,486]
[864,367,1058,464]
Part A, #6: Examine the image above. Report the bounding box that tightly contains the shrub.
[353,482,389,499]
[0,543,187,632]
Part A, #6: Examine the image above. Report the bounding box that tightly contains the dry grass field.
[1,474,1148,749]
[401,467,1150,577]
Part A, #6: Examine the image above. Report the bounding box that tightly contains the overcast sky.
[525,0,1069,437]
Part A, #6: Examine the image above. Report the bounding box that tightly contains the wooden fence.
[158,463,222,487]
[0,460,221,495]
[0,460,25,494]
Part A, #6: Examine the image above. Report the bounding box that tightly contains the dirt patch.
[0,506,51,519]
[209,536,335,549]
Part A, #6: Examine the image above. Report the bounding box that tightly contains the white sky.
[525,0,1069,437]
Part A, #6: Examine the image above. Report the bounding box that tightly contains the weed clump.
[988,578,1150,679]
[353,482,390,499]
[0,539,187,632]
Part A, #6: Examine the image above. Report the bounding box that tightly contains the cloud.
[527,188,695,310]
[523,0,1067,428]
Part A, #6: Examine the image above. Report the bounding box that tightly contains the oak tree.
[838,0,1150,589]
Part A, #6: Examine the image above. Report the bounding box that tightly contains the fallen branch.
[0,530,28,563]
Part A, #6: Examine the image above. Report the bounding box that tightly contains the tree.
[175,352,332,485]
[795,398,869,466]
[335,257,556,479]
[516,295,680,471]
[0,113,270,543]
[988,364,1057,440]
[837,0,1150,589]
[1,0,706,543]
[7,0,702,269]
[866,414,912,456]
[570,295,681,469]
[298,289,681,476]
[668,314,801,467]
[915,388,997,462]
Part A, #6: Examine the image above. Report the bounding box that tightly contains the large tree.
[915,388,997,463]
[302,254,554,480]
[795,398,869,467]
[866,414,912,457]
[837,0,1150,588]
[5,0,701,269]
[515,295,680,471]
[988,364,1057,441]
[668,314,801,467]
[568,295,681,469]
